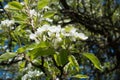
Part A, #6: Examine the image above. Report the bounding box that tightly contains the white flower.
[1,19,14,27]
[43,35,47,41]
[47,26,60,37]
[76,33,88,40]
[55,33,60,38]
[36,25,49,35]
[44,6,51,9]
[46,18,53,22]
[29,33,36,40]
[26,30,31,33]
[29,24,88,48]
[0,9,3,12]
[27,63,32,69]
[4,5,9,9]
[69,28,77,34]
[22,70,43,80]
[29,9,37,17]
[61,28,70,36]
[22,74,28,80]
[20,2,25,5]
[56,78,59,80]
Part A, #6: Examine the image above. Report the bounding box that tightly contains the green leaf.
[0,0,3,2]
[65,26,74,32]
[54,49,68,66]
[24,0,29,5]
[54,53,61,66]
[8,1,23,10]
[19,61,26,71]
[82,53,103,71]
[29,47,55,59]
[68,55,79,72]
[0,52,16,62]
[37,41,50,48]
[17,43,36,53]
[43,11,56,18]
[17,46,27,53]
[72,74,89,79]
[17,42,49,54]
[37,0,49,9]
[13,13,28,22]
[59,49,68,66]
[14,16,24,21]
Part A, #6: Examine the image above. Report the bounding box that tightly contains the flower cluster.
[0,19,14,27]
[30,25,88,48]
[29,9,38,17]
[22,70,43,80]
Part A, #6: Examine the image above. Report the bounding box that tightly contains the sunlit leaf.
[37,41,50,48]
[29,47,55,59]
[54,49,68,66]
[19,61,26,71]
[54,53,61,66]
[0,52,16,62]
[17,43,36,53]
[68,55,79,71]
[72,74,89,79]
[37,0,49,9]
[43,11,56,18]
[8,1,23,10]
[82,53,103,71]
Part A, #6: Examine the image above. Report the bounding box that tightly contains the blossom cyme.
[1,19,14,27]
[29,25,88,48]
[22,70,43,80]
[29,9,37,17]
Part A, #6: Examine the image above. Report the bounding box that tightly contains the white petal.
[29,34,36,40]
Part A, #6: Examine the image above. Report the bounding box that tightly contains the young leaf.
[68,55,79,72]
[37,0,49,10]
[43,11,56,18]
[37,41,50,48]
[17,43,36,53]
[0,52,16,62]
[8,1,23,10]
[29,47,55,59]
[54,50,68,66]
[72,74,89,79]
[82,53,103,71]
[19,61,26,71]
[54,53,61,66]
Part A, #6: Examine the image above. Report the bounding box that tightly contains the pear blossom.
[22,70,43,80]
[56,78,59,80]
[76,33,88,40]
[69,28,77,34]
[0,9,3,12]
[46,18,53,22]
[20,2,25,5]
[29,25,88,48]
[29,9,37,17]
[29,33,36,40]
[4,4,9,9]
[1,19,14,27]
